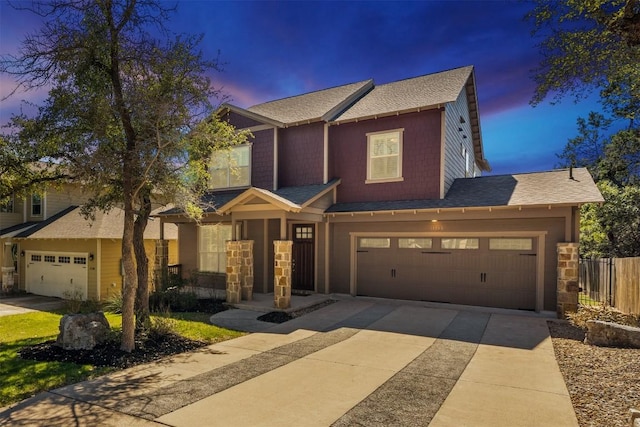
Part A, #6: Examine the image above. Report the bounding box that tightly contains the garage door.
[356,236,536,310]
[26,251,88,300]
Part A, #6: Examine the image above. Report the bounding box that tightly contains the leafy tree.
[530,0,640,257]
[581,181,640,257]
[1,0,248,351]
[529,0,640,123]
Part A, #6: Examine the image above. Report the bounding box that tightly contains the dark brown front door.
[292,224,314,291]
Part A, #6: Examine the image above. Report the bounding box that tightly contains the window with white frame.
[31,194,42,216]
[366,129,403,182]
[198,224,232,273]
[209,145,251,189]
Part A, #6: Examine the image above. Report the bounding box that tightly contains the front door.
[292,224,314,291]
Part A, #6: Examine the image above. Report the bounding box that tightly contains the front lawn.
[0,310,243,407]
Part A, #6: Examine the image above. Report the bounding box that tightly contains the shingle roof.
[333,66,474,122]
[15,206,177,240]
[326,168,603,213]
[272,179,340,205]
[246,80,373,125]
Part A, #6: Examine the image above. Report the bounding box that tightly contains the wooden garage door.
[356,237,536,310]
[26,251,88,300]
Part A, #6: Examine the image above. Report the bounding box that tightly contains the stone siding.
[557,242,579,318]
[274,240,292,309]
[226,240,254,303]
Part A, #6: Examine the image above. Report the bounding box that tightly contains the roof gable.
[332,66,474,123]
[246,80,373,125]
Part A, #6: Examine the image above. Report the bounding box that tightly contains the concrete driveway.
[0,295,65,316]
[0,298,578,427]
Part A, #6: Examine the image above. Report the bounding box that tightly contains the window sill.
[365,177,404,185]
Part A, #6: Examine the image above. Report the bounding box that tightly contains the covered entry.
[356,235,538,310]
[25,251,88,299]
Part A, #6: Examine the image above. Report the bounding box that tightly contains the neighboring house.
[158,66,604,313]
[1,184,88,290]
[0,185,177,300]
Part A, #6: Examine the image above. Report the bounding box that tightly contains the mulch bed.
[18,298,227,369]
[19,334,206,369]
[256,299,336,324]
[548,320,640,427]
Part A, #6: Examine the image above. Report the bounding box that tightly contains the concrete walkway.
[0,295,65,316]
[0,298,578,427]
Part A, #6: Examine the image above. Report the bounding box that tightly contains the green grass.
[0,310,243,407]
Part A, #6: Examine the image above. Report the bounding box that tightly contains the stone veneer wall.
[240,241,254,301]
[557,242,579,318]
[225,240,254,304]
[274,240,292,309]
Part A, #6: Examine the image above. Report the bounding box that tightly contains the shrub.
[104,292,123,314]
[149,288,199,313]
[62,290,101,314]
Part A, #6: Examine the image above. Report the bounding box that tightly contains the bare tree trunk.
[120,180,138,352]
[134,189,151,329]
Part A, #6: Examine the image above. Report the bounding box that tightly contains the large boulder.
[56,312,110,350]
[585,320,640,348]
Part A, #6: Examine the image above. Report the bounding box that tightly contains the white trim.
[323,123,329,184]
[96,240,101,301]
[440,110,446,198]
[246,124,276,132]
[273,128,278,191]
[366,128,404,182]
[348,230,547,312]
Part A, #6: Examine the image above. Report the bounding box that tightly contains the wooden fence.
[579,257,640,315]
[614,257,640,315]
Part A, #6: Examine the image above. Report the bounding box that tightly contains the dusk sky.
[0,1,612,175]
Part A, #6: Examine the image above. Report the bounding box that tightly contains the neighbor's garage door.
[26,251,88,299]
[356,237,536,310]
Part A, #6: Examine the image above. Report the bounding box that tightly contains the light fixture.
[89,253,94,261]
[20,250,25,257]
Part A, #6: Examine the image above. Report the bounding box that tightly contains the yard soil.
[548,321,640,427]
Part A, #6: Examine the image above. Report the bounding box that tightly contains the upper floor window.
[0,196,13,213]
[209,145,251,189]
[31,194,42,216]
[366,129,403,183]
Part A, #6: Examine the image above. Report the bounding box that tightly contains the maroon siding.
[330,110,442,203]
[226,111,264,129]
[278,123,325,187]
[251,129,275,190]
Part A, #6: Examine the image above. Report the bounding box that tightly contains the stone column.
[153,240,169,291]
[240,240,254,301]
[226,241,242,304]
[274,240,292,309]
[557,242,579,318]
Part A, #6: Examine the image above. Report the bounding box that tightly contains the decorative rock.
[631,408,640,427]
[585,320,640,349]
[56,312,110,350]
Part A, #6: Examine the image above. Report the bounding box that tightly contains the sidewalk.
[0,299,578,427]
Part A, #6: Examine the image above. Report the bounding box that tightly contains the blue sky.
[0,0,611,175]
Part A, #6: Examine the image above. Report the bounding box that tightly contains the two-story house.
[159,66,603,313]
[1,184,177,300]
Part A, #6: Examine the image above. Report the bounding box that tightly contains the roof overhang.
[329,104,443,126]
[465,71,491,172]
[219,103,285,128]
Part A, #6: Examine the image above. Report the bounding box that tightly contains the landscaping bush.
[149,288,199,313]
[103,292,123,314]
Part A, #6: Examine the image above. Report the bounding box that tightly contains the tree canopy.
[1,0,249,351]
[530,0,640,257]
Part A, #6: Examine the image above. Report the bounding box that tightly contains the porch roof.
[326,168,603,214]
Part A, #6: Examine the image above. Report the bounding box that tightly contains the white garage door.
[26,251,88,300]
[356,236,537,310]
